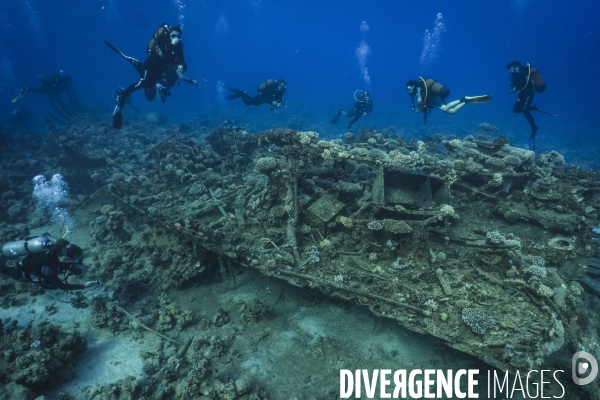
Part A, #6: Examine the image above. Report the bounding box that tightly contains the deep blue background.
[1,0,599,163]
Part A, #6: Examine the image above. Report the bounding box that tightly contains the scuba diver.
[108,23,198,129]
[331,91,373,128]
[507,61,557,151]
[227,79,287,111]
[13,71,82,121]
[0,236,99,291]
[406,78,494,124]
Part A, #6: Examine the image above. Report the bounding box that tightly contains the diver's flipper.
[461,94,495,104]
[331,110,343,124]
[534,106,558,117]
[528,136,535,152]
[104,40,143,75]
[226,87,243,100]
[528,127,538,152]
[11,88,27,103]
[112,102,125,129]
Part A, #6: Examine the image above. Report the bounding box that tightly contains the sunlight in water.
[419,13,446,66]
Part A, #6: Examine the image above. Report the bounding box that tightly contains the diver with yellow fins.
[107,23,198,129]
[406,78,494,124]
[507,61,557,151]
[331,90,373,128]
[227,79,287,111]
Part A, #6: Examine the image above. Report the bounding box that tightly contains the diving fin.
[104,40,143,75]
[528,127,538,152]
[11,88,28,103]
[331,109,343,124]
[534,106,558,117]
[461,94,495,104]
[528,136,535,152]
[226,87,243,100]
[112,102,125,129]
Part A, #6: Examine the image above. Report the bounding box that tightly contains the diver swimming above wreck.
[108,23,198,129]
[406,77,494,124]
[0,236,98,291]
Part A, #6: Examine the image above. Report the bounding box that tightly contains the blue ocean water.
[1,0,599,164]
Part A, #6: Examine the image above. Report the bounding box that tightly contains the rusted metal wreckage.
[55,120,600,375]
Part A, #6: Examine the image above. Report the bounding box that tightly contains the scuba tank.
[257,79,275,92]
[530,67,546,93]
[2,236,53,258]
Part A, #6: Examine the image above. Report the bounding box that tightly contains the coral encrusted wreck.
[3,117,600,397]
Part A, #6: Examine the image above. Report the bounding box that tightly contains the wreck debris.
[3,114,600,399]
[73,122,599,374]
[116,304,180,345]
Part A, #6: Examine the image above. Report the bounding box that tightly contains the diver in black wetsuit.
[0,237,98,291]
[227,79,287,111]
[507,61,557,151]
[331,91,373,128]
[14,71,81,120]
[110,23,198,129]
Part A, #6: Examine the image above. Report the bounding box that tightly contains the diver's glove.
[84,279,101,287]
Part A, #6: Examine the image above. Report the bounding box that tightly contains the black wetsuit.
[510,69,546,151]
[346,96,372,128]
[227,80,286,108]
[117,26,187,108]
[0,249,84,291]
[25,73,80,119]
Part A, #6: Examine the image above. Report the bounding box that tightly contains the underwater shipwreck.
[1,114,600,398]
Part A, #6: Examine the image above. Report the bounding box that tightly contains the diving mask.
[170,32,182,45]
